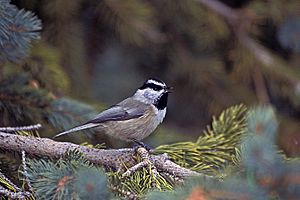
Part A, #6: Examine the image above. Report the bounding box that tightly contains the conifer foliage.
[0,0,41,63]
[155,104,247,175]
[2,104,299,199]
[0,1,99,134]
[148,106,300,200]
[26,150,109,199]
[0,0,300,199]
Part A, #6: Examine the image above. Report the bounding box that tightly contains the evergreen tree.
[0,0,300,199]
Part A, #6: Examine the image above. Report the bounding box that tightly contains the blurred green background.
[3,0,300,154]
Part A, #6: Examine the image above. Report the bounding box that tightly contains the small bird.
[53,78,172,143]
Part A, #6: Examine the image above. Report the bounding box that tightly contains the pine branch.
[0,0,42,63]
[0,131,199,179]
[195,0,300,83]
[147,106,300,200]
[0,73,98,133]
[98,0,165,45]
[155,104,247,174]
[25,150,110,199]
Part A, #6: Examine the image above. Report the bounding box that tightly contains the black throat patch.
[154,92,169,110]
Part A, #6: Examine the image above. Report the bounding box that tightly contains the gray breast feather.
[88,98,148,123]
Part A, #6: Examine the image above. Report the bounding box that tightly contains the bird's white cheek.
[144,91,155,100]
[144,91,150,97]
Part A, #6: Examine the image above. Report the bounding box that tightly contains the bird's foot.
[132,140,152,152]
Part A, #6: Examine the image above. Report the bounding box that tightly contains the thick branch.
[0,131,199,178]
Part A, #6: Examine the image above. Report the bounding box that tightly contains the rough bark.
[0,131,199,178]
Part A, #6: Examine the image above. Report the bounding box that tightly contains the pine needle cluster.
[26,150,109,200]
[148,106,300,200]
[155,104,247,175]
[0,0,41,63]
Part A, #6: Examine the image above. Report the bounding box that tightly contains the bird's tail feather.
[53,123,99,138]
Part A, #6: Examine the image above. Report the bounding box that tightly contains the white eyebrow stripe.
[147,80,166,87]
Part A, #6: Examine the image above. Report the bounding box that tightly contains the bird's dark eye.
[152,85,162,91]
[139,83,163,91]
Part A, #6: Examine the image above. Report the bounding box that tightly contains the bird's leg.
[133,139,145,147]
[132,139,151,152]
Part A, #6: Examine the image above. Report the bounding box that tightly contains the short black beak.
[166,86,173,93]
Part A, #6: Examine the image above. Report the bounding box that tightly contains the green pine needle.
[26,150,109,199]
[155,104,247,174]
[108,168,173,198]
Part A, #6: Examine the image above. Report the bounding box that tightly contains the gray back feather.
[53,98,149,138]
[88,98,148,123]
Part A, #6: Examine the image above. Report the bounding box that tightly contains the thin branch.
[0,124,42,132]
[123,147,158,177]
[0,171,31,199]
[123,160,148,177]
[0,185,30,200]
[21,150,33,192]
[0,171,21,192]
[195,0,238,21]
[238,34,300,83]
[0,131,200,178]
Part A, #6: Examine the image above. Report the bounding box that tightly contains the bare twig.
[123,161,149,177]
[21,150,33,192]
[0,171,31,199]
[0,131,200,179]
[0,171,21,192]
[0,185,30,200]
[0,124,42,132]
[123,147,158,177]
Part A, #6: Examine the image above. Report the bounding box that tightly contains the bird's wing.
[88,98,148,123]
[53,98,148,138]
[53,123,99,138]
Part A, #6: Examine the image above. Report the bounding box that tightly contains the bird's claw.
[132,140,151,152]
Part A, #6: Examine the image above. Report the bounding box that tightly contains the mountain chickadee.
[53,78,172,142]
